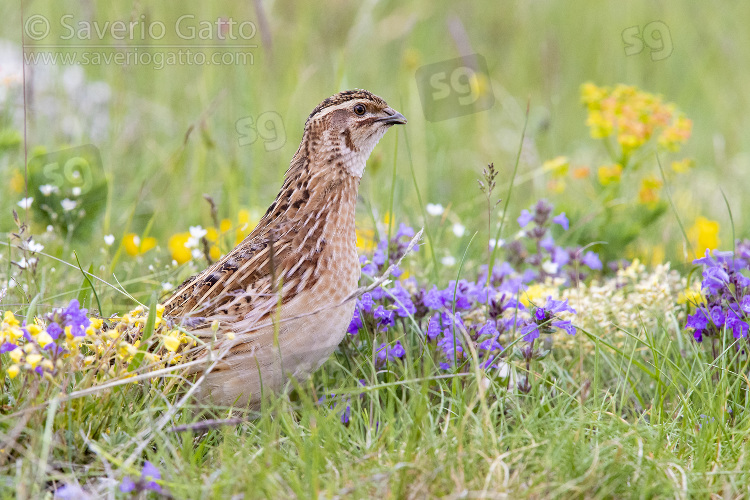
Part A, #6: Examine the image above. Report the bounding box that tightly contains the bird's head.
[302,89,406,177]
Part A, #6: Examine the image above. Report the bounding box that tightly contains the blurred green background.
[1,1,748,274]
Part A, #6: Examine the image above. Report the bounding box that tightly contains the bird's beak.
[377,108,407,125]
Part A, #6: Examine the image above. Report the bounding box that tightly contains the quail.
[163,90,407,407]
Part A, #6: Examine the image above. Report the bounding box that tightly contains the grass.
[2,1,750,498]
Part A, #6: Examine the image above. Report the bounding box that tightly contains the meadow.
[2,1,750,498]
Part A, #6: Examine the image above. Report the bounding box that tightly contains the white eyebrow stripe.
[310,100,369,120]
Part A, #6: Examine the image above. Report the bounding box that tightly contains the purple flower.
[693,329,703,342]
[374,306,395,329]
[60,299,90,337]
[55,484,91,499]
[390,283,416,317]
[686,310,709,331]
[377,341,406,362]
[534,308,545,322]
[361,262,378,276]
[119,477,136,493]
[517,209,534,228]
[427,315,442,339]
[340,403,351,424]
[702,266,730,295]
[540,236,555,252]
[552,247,570,266]
[372,241,387,267]
[46,323,63,340]
[437,332,463,361]
[710,306,725,327]
[347,314,363,335]
[552,320,576,335]
[0,343,17,353]
[741,296,750,314]
[396,223,415,240]
[544,296,576,315]
[141,461,162,492]
[520,322,540,342]
[552,212,569,231]
[726,310,749,339]
[693,249,717,267]
[581,251,603,270]
[423,286,447,310]
[360,293,374,313]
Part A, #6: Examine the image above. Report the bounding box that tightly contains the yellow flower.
[356,228,376,252]
[6,364,20,379]
[236,209,258,243]
[3,311,20,328]
[597,164,623,186]
[220,218,233,234]
[678,287,702,305]
[543,156,569,177]
[9,169,25,193]
[168,232,192,264]
[163,334,180,352]
[521,283,558,308]
[209,245,221,261]
[638,176,662,205]
[8,348,22,363]
[35,330,54,348]
[671,158,694,173]
[688,217,720,258]
[124,233,157,257]
[26,353,42,368]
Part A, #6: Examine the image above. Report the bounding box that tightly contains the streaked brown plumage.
[163,90,406,407]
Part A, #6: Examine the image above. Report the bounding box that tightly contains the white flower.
[39,184,59,196]
[452,223,466,238]
[46,225,54,232]
[17,197,33,209]
[61,198,77,211]
[71,186,82,196]
[489,238,505,250]
[16,257,37,269]
[25,240,44,253]
[441,255,456,267]
[103,234,115,246]
[542,261,559,275]
[191,248,203,259]
[426,203,444,216]
[189,226,207,239]
[161,282,174,292]
[186,226,207,248]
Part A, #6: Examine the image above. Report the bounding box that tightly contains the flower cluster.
[509,199,602,284]
[347,202,588,377]
[581,82,692,157]
[685,246,750,343]
[1,299,193,384]
[559,260,688,346]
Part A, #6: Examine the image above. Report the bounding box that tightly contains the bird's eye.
[353,104,366,116]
